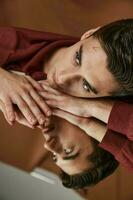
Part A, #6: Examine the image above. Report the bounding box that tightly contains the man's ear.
[81,27,100,40]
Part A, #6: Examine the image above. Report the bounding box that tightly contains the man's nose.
[56,70,80,86]
[44,137,62,154]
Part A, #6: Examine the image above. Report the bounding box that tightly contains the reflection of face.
[45,36,119,98]
[43,117,94,175]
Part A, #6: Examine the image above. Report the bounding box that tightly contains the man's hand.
[39,81,115,123]
[0,68,52,126]
[39,81,94,117]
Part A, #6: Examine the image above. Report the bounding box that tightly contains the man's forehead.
[83,36,101,48]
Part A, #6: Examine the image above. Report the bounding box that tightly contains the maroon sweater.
[0,27,133,171]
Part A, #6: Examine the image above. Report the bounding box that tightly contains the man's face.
[43,117,94,175]
[46,36,119,98]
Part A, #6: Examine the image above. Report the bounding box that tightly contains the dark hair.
[60,139,119,189]
[93,19,133,96]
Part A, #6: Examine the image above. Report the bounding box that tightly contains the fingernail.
[39,118,45,125]
[39,85,44,91]
[30,119,37,125]
[9,120,15,126]
[47,110,52,116]
[9,115,15,122]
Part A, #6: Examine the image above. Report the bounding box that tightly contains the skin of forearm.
[90,99,115,124]
[82,118,107,142]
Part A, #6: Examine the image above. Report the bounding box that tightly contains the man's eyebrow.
[63,152,80,160]
[79,45,83,65]
[81,44,98,95]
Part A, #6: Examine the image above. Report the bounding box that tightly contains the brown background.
[0,0,133,200]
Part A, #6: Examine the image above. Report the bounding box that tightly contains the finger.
[40,82,61,95]
[38,80,49,85]
[39,115,53,127]
[46,99,68,111]
[4,97,16,123]
[37,117,52,128]
[42,127,51,133]
[22,92,46,125]
[26,75,43,91]
[30,89,52,117]
[45,100,58,108]
[44,117,51,127]
[39,91,60,101]
[0,100,13,125]
[37,124,44,130]
[15,111,34,128]
[15,96,37,126]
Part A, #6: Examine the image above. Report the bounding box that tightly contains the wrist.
[82,118,107,142]
[85,99,96,117]
[91,99,115,123]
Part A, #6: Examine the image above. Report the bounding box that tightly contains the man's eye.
[83,79,90,92]
[75,51,80,65]
[52,154,57,162]
[64,147,74,155]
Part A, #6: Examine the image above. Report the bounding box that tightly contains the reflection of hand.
[0,68,52,126]
[15,109,52,131]
[52,108,107,142]
[39,81,94,117]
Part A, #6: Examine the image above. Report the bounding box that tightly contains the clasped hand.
[39,81,107,142]
[0,68,52,128]
[39,81,94,118]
